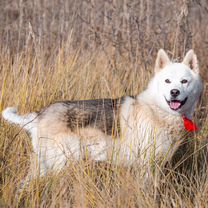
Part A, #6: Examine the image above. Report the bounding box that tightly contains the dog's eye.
[165,79,171,83]
[181,79,188,84]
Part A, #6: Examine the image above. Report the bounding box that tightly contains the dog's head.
[150,49,203,117]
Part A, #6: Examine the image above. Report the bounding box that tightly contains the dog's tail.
[2,107,38,132]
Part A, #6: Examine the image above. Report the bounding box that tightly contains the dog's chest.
[119,100,184,160]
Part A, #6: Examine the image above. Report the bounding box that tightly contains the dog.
[2,49,203,182]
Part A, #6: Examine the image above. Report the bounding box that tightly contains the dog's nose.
[170,89,180,98]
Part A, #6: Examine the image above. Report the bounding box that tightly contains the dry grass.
[0,45,208,208]
[0,0,208,207]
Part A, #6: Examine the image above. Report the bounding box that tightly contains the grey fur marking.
[65,98,125,135]
[39,97,126,136]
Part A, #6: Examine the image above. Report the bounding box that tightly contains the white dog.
[2,49,203,182]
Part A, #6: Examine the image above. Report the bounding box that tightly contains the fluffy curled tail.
[2,107,37,132]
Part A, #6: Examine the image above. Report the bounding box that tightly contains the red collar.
[182,115,198,132]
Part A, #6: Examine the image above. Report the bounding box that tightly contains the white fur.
[2,49,203,182]
[147,64,202,118]
[2,107,37,131]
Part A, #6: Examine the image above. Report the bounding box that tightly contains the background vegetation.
[0,0,208,207]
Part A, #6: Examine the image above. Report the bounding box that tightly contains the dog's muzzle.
[165,97,188,110]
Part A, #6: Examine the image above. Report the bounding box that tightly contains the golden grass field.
[0,0,208,207]
[0,45,208,208]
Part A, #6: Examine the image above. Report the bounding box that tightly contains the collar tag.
[182,115,198,132]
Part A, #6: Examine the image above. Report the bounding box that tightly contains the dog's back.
[41,98,124,136]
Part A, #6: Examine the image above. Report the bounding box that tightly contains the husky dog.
[2,49,203,181]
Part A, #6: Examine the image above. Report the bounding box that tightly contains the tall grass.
[0,0,208,207]
[0,44,208,207]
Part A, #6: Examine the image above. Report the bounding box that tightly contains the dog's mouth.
[165,97,188,111]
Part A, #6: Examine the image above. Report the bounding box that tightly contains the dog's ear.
[155,49,170,73]
[182,50,199,73]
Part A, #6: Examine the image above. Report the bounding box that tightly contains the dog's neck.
[147,102,198,132]
[153,103,184,129]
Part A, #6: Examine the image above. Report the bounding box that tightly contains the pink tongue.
[170,101,181,109]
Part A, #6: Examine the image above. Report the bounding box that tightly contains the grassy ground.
[0,45,207,207]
